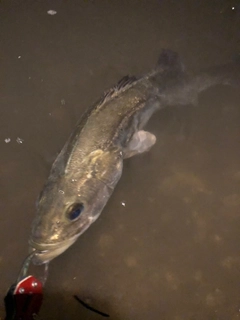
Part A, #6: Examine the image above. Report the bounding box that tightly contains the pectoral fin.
[124,130,156,159]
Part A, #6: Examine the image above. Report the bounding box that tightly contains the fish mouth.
[29,235,79,265]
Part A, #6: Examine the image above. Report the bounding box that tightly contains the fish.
[29,49,239,264]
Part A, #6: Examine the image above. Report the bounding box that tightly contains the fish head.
[29,149,123,264]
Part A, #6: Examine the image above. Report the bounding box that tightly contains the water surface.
[0,1,240,319]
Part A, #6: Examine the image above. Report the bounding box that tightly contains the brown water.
[1,1,240,319]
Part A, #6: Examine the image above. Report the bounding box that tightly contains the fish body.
[29,50,239,264]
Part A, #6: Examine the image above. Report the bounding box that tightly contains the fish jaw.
[29,234,79,265]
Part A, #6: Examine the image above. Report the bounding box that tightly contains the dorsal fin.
[97,75,137,107]
[115,75,137,90]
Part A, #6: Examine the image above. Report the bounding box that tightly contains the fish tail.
[192,56,240,93]
[155,49,185,74]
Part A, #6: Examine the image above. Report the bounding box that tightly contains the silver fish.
[29,50,239,264]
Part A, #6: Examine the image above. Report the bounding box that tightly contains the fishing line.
[73,294,110,317]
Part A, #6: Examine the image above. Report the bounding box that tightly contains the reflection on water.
[1,0,240,319]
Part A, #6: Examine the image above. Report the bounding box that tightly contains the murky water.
[1,1,240,319]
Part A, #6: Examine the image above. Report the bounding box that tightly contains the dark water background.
[0,1,240,319]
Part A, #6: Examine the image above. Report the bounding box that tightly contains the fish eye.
[67,203,84,221]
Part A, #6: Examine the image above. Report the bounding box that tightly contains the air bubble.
[16,137,24,144]
[47,10,57,15]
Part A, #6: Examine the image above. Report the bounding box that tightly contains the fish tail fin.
[155,49,185,74]
[193,55,240,92]
[148,49,188,106]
